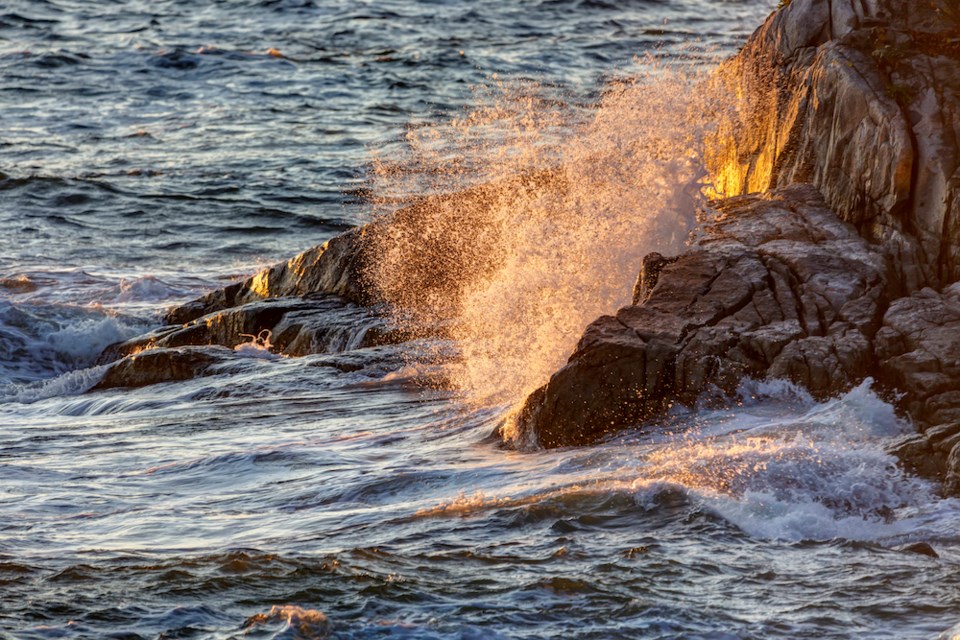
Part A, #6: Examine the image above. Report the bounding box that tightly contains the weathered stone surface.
[165,228,369,325]
[100,295,405,371]
[512,185,890,447]
[886,434,944,480]
[875,282,960,428]
[93,347,225,390]
[707,0,960,290]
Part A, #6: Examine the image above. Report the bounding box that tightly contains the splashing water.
[366,60,730,409]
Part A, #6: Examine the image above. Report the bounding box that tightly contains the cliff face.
[513,0,960,487]
[706,0,960,290]
[514,184,888,447]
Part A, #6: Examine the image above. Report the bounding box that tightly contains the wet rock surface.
[514,185,889,447]
[514,0,960,494]
[707,0,960,290]
[93,346,226,390]
[164,229,370,326]
[101,295,401,363]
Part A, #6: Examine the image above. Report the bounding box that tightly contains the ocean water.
[3,1,960,638]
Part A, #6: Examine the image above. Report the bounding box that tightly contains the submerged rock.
[895,542,939,558]
[93,346,225,389]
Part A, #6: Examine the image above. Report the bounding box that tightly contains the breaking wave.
[365,60,730,409]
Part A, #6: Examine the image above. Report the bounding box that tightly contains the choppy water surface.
[4,1,960,639]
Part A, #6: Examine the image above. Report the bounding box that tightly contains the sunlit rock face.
[164,226,371,326]
[514,0,960,461]
[510,185,889,447]
[706,0,960,289]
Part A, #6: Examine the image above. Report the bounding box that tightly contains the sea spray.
[365,61,732,412]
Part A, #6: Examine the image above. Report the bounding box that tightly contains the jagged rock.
[631,252,676,305]
[886,434,944,480]
[876,284,960,490]
[100,174,550,371]
[165,229,369,325]
[875,283,960,428]
[100,295,402,365]
[93,346,225,389]
[163,171,558,328]
[512,185,889,447]
[707,0,960,290]
[511,0,960,490]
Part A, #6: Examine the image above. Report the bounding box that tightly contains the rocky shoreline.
[96,0,960,490]
[513,0,959,485]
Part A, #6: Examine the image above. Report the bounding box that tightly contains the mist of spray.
[365,60,729,411]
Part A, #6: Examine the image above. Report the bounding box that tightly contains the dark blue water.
[4,2,960,639]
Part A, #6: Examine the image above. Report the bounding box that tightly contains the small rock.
[895,542,939,558]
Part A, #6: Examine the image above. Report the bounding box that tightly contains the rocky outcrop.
[707,0,960,290]
[876,283,960,428]
[512,0,960,487]
[93,174,546,388]
[93,346,225,390]
[165,229,370,326]
[100,295,401,364]
[162,171,557,327]
[879,283,960,488]
[512,185,888,447]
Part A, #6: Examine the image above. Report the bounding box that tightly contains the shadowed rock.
[876,283,960,428]
[100,295,403,364]
[93,347,225,390]
[513,185,888,447]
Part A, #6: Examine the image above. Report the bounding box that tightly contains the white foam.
[627,380,950,543]
[0,364,109,404]
[233,329,281,360]
[0,300,145,385]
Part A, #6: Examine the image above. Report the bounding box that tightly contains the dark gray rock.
[101,295,402,365]
[511,185,890,447]
[93,346,225,390]
[875,283,960,429]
